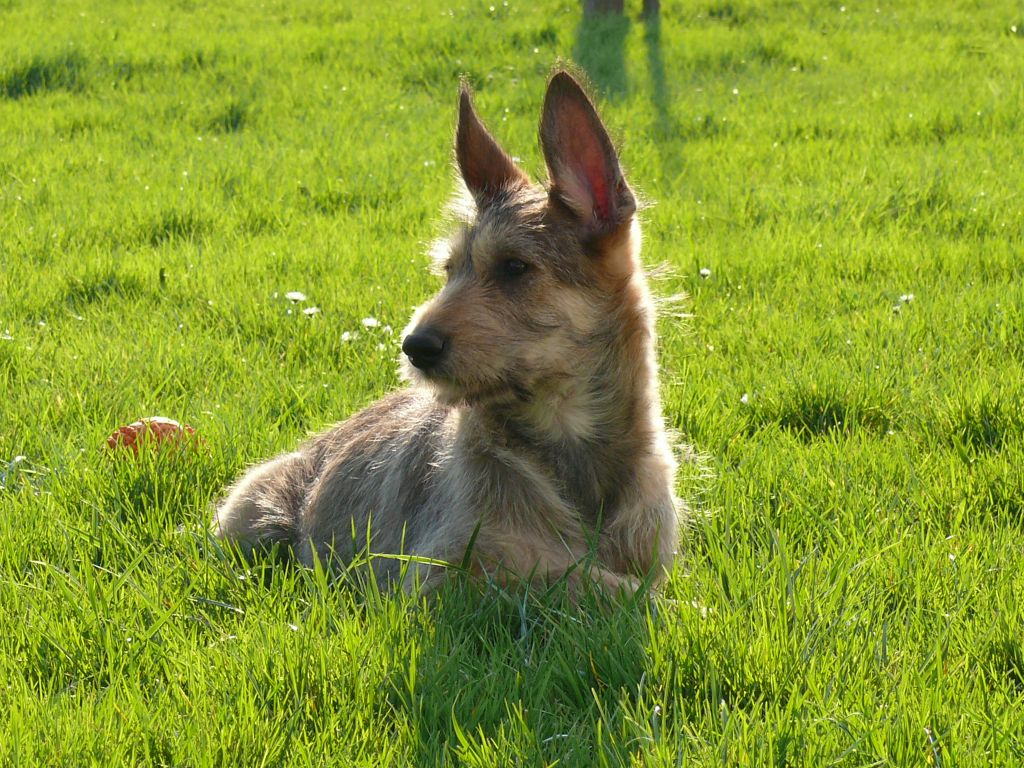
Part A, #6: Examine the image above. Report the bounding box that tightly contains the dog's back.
[213,70,682,594]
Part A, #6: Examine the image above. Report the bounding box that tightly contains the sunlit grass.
[2,0,1023,764]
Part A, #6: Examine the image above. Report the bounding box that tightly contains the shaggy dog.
[212,70,682,594]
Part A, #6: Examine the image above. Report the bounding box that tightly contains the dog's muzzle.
[402,329,447,371]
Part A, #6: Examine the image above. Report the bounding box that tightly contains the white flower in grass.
[740,393,750,405]
[699,267,711,279]
[894,292,915,313]
[303,306,320,317]
[285,291,307,302]
[361,317,380,328]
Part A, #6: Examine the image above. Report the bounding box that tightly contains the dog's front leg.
[565,563,642,597]
[598,493,679,585]
[466,530,642,596]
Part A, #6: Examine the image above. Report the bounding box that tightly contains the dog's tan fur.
[212,70,683,594]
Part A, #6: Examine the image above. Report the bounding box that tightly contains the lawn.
[1,0,1023,764]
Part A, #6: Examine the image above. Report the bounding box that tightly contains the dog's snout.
[402,329,447,370]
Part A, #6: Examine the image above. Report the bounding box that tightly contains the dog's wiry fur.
[212,70,683,594]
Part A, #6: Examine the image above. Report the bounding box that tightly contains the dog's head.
[402,70,647,417]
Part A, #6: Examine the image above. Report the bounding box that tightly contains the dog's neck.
[469,272,663,519]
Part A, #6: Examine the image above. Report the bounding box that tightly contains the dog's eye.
[503,258,529,278]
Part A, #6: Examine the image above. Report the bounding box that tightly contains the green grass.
[2,0,1023,764]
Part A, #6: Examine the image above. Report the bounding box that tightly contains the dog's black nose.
[402,329,447,370]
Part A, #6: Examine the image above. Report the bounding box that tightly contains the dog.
[212,69,682,595]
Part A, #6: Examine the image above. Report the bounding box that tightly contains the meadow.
[2,0,1023,764]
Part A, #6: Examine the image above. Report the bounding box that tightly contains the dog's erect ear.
[456,82,529,205]
[540,71,635,233]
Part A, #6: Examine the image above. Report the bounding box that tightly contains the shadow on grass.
[1,51,87,100]
[61,269,146,310]
[946,393,1022,454]
[574,8,684,180]
[744,387,897,442]
[640,10,686,181]
[392,576,655,765]
[643,11,669,135]
[573,12,630,99]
